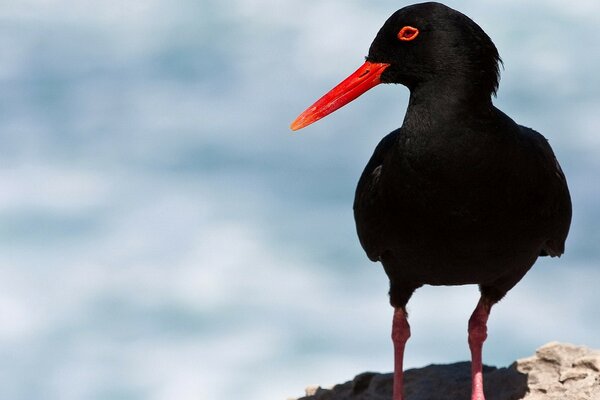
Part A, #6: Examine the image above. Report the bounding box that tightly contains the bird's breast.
[354,124,543,264]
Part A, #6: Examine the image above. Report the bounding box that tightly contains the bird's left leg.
[392,307,410,400]
[468,297,492,400]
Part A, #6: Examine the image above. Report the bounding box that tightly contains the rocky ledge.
[292,342,600,400]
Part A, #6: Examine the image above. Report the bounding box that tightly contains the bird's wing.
[353,128,401,262]
[520,126,572,257]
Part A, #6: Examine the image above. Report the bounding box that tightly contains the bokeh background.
[1,1,599,399]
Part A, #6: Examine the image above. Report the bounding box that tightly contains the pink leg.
[392,307,410,400]
[468,298,491,400]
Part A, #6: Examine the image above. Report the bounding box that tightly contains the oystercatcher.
[291,3,571,399]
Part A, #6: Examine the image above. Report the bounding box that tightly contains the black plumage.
[353,2,571,308]
[291,3,571,399]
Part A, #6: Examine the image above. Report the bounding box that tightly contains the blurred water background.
[1,1,599,399]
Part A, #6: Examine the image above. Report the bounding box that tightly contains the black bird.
[291,2,571,400]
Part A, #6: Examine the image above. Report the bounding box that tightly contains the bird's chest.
[353,126,530,263]
[374,129,522,235]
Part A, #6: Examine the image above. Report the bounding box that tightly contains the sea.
[1,1,599,399]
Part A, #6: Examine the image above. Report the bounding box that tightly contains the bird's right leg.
[468,297,492,400]
[392,307,410,400]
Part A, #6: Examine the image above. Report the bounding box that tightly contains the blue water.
[1,1,599,399]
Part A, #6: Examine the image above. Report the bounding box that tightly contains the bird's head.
[291,2,501,131]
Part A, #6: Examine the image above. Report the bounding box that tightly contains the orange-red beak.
[290,61,390,131]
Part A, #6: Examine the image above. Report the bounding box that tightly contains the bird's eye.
[397,26,419,41]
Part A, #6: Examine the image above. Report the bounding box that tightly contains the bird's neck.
[402,79,493,133]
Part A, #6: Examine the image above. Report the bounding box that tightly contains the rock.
[517,342,600,400]
[292,342,600,400]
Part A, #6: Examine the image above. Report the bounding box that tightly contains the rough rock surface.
[292,342,600,400]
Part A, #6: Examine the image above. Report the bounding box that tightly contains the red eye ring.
[398,26,419,41]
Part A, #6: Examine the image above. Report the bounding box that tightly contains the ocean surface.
[1,1,599,399]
